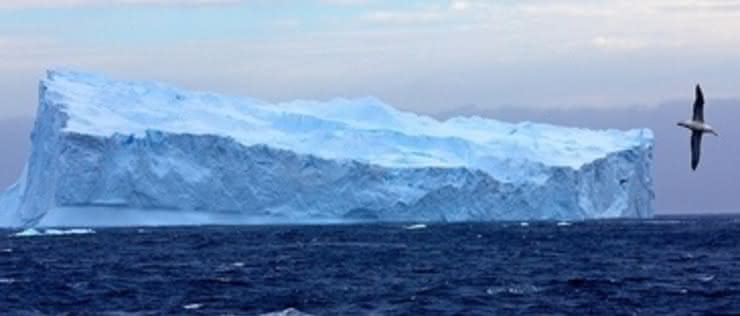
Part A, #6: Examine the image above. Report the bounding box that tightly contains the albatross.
[677,84,718,170]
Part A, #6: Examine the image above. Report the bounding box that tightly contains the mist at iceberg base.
[37,207,369,227]
[0,70,655,227]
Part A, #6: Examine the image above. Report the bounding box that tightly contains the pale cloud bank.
[1,0,740,117]
[0,0,241,8]
[592,36,648,52]
[363,10,446,24]
[319,0,371,5]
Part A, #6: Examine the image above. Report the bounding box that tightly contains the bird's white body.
[677,120,718,135]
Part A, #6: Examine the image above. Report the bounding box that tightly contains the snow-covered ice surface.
[0,70,654,227]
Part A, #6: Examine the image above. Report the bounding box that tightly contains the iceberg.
[0,70,654,227]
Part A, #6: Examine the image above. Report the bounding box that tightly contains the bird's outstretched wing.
[693,84,704,122]
[691,131,703,170]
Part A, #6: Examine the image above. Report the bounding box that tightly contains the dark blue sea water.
[2,215,740,315]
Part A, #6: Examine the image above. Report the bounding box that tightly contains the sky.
[1,0,739,212]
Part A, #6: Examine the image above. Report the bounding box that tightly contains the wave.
[11,228,95,237]
[259,308,315,316]
[404,224,428,230]
[182,303,203,310]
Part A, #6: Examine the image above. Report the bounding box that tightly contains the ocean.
[2,215,740,315]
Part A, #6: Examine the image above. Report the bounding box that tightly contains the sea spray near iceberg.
[0,70,654,227]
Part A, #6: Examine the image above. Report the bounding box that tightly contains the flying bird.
[677,84,718,170]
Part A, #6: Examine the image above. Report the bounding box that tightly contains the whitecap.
[183,303,203,310]
[44,228,96,236]
[697,274,715,282]
[644,220,684,225]
[405,224,427,230]
[557,221,572,227]
[259,308,315,316]
[486,284,541,296]
[11,228,42,237]
[0,278,15,284]
[232,262,245,267]
[11,228,95,237]
[519,222,529,227]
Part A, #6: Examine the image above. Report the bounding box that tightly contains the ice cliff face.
[0,70,654,227]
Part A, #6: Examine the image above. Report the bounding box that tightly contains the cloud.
[363,10,446,24]
[362,1,473,25]
[518,3,618,17]
[0,0,241,9]
[0,37,63,70]
[450,0,469,11]
[319,0,371,5]
[592,36,648,52]
[660,0,740,13]
[2,0,740,117]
